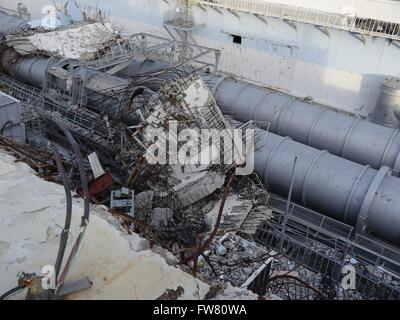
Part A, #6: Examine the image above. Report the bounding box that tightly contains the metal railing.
[86,33,220,73]
[0,74,44,109]
[267,193,400,275]
[255,220,400,300]
[192,0,400,41]
[0,73,122,156]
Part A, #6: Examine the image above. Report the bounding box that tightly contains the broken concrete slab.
[205,194,253,230]
[6,22,118,60]
[0,151,209,300]
[174,171,226,208]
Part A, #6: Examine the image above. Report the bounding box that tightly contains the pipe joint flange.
[211,75,233,95]
[301,150,329,206]
[343,165,370,224]
[379,129,400,170]
[392,148,400,177]
[262,136,292,188]
[275,99,297,135]
[356,166,391,235]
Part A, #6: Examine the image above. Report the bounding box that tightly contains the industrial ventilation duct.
[1,9,400,177]
[3,43,398,180]
[254,129,400,245]
[206,75,400,176]
[2,55,50,88]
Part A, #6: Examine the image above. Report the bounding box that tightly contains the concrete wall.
[92,0,400,116]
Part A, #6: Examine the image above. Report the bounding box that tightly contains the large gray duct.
[254,129,400,245]
[370,77,400,128]
[2,55,50,88]
[207,75,400,175]
[0,11,43,86]
[0,10,29,39]
[119,59,169,78]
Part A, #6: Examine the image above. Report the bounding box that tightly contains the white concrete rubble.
[0,151,209,300]
[205,194,253,230]
[213,283,259,300]
[7,22,118,60]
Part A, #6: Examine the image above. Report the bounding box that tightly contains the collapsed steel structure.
[1,30,400,246]
[0,9,400,299]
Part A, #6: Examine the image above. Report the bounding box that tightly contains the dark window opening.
[231,34,242,44]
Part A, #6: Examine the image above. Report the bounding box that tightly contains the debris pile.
[0,8,399,300]
[6,22,119,60]
[198,233,271,288]
[0,151,211,300]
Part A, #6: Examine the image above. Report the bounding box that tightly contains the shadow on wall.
[319,72,389,117]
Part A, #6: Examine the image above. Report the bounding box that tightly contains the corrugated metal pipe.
[254,129,400,245]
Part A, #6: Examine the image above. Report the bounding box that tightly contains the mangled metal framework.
[1,8,400,300]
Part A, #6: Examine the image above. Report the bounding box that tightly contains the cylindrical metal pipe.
[119,59,169,77]
[5,54,400,176]
[4,39,400,174]
[254,129,400,245]
[208,75,400,175]
[8,56,50,88]
[0,10,29,39]
[0,47,51,88]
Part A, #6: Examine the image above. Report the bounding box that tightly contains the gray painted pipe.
[0,10,29,38]
[0,42,51,88]
[6,56,50,88]
[207,75,400,175]
[254,129,400,245]
[119,59,169,77]
[370,77,400,128]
